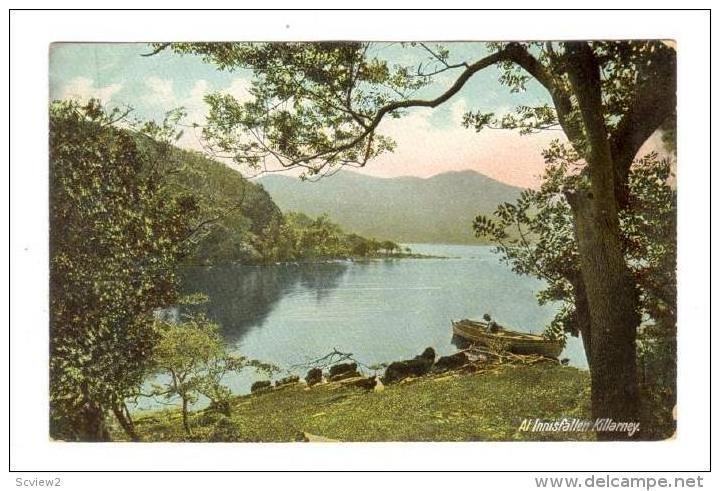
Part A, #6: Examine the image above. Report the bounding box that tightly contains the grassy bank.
[123,363,592,442]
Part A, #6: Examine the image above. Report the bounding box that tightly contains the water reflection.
[180,261,349,343]
[178,245,587,371]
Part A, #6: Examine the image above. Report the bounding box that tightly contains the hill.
[256,170,524,244]
[157,147,284,265]
[156,147,414,265]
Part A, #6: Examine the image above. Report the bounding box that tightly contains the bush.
[305,368,323,387]
[208,416,242,442]
[251,380,272,393]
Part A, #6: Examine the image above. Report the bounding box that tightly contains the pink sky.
[58,71,669,190]
[354,106,669,189]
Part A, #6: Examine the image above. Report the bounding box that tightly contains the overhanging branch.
[292,48,511,166]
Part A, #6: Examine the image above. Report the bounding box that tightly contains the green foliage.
[284,212,346,259]
[474,148,676,353]
[49,100,198,440]
[158,42,412,176]
[208,415,244,442]
[150,39,677,431]
[626,154,676,438]
[637,320,676,439]
[465,41,675,142]
[159,146,284,265]
[151,140,397,265]
[621,153,677,324]
[253,211,401,263]
[48,98,399,440]
[473,148,579,341]
[150,314,276,434]
[476,148,676,433]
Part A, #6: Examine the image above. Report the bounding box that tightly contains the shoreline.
[116,362,595,442]
[183,252,454,268]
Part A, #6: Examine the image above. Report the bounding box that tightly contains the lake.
[134,243,587,411]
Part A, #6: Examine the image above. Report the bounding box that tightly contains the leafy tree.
[379,240,399,256]
[152,41,676,436]
[149,315,275,435]
[49,100,198,441]
[474,149,675,375]
[255,211,397,262]
[473,142,584,349]
[481,148,676,438]
[345,233,371,257]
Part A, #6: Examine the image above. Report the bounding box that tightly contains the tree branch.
[141,43,171,57]
[291,48,511,166]
[502,43,584,146]
[416,42,469,76]
[181,185,249,243]
[609,47,676,206]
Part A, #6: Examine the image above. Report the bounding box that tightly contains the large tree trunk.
[73,382,111,441]
[564,42,643,440]
[568,190,641,440]
[77,399,110,442]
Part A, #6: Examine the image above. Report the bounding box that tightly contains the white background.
[4,5,714,489]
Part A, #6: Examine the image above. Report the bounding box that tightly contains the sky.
[49,42,663,189]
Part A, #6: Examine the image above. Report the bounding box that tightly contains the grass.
[123,363,594,442]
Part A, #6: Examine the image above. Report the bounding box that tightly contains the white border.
[6,8,712,475]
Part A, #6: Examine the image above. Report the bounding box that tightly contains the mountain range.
[256,170,524,244]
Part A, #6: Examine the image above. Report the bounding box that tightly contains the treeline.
[251,212,407,263]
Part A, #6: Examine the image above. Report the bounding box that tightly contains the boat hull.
[452,320,563,359]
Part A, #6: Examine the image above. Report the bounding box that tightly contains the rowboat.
[451,319,563,359]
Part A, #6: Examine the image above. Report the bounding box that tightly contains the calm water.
[134,244,587,410]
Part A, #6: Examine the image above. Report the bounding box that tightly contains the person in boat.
[483,313,500,333]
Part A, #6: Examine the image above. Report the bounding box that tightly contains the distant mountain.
[256,170,524,244]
